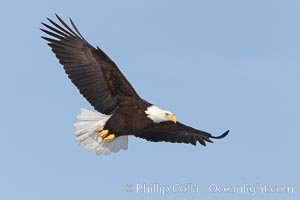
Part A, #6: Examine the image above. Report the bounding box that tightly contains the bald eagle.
[41,15,229,155]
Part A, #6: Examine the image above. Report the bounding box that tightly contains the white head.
[145,105,177,124]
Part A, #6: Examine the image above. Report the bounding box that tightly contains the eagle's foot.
[99,130,109,138]
[103,134,116,142]
[99,130,116,142]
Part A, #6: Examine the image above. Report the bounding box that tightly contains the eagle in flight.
[41,15,229,155]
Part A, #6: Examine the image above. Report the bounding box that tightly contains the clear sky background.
[0,1,299,200]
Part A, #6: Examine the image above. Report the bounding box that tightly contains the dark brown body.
[104,97,153,136]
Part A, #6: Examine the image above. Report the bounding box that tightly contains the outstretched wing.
[41,14,140,114]
[136,122,229,146]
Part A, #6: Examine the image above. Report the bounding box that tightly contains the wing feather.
[136,122,229,146]
[41,15,140,114]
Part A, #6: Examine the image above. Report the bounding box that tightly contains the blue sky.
[0,1,299,199]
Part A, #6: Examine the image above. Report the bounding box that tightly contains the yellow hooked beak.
[169,114,177,123]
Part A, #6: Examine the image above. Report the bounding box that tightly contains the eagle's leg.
[99,130,116,142]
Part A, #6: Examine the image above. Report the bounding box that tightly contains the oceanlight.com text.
[208,183,294,196]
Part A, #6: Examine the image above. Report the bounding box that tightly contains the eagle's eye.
[165,113,170,116]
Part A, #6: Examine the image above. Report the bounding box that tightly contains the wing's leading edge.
[136,121,229,146]
[41,14,140,114]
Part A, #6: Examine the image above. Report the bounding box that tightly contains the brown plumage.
[136,122,229,146]
[41,15,229,153]
[41,15,139,114]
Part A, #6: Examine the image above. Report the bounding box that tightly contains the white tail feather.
[73,108,128,155]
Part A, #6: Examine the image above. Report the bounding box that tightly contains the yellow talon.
[99,130,116,142]
[103,134,116,142]
[99,130,109,138]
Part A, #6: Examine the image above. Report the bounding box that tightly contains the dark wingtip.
[55,13,60,19]
[211,130,229,139]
